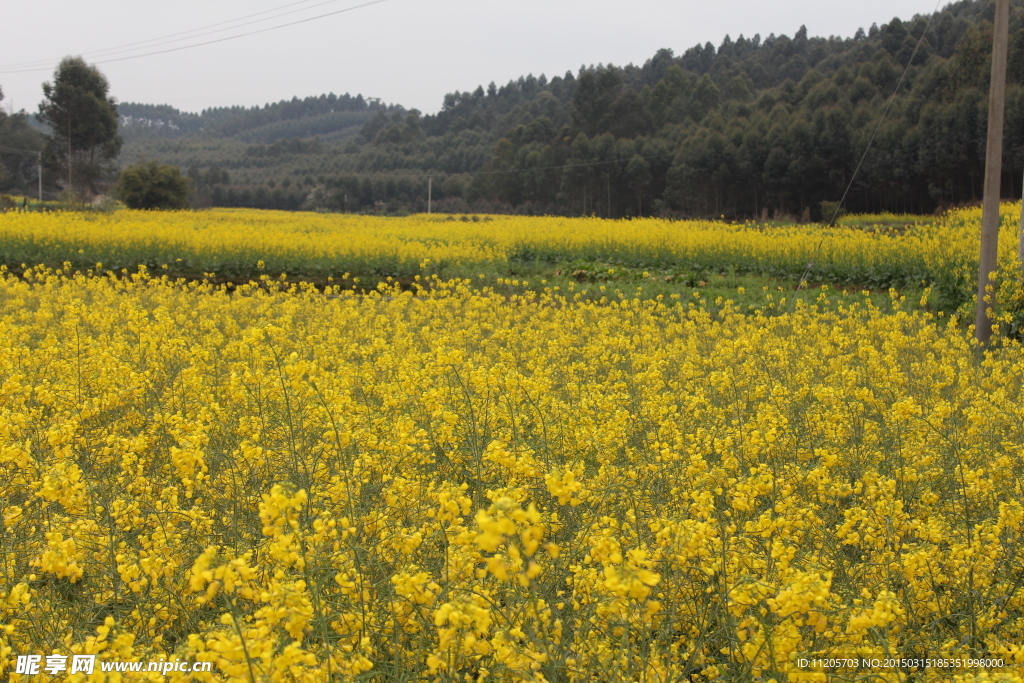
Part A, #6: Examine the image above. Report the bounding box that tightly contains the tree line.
[118,93,388,143]
[115,0,1024,218]
[455,0,1024,219]
[6,0,1024,216]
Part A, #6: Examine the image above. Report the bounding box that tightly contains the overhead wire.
[272,150,681,182]
[0,146,42,155]
[476,151,677,176]
[0,0,390,74]
[791,0,944,301]
[0,0,331,70]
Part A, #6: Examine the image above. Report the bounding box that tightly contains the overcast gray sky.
[1,0,945,116]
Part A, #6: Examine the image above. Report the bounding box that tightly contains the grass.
[5,257,933,320]
[460,257,933,316]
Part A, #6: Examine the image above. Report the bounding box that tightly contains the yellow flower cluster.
[0,205,1021,293]
[0,264,1022,681]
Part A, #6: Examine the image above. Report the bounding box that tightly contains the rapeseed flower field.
[0,206,1020,292]
[1,208,1023,682]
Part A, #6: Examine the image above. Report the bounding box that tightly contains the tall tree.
[625,154,652,215]
[37,57,122,197]
[0,87,8,188]
[0,86,45,194]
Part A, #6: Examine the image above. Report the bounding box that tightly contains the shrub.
[820,199,846,223]
[116,161,190,209]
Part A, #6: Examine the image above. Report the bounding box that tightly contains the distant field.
[2,205,1023,322]
[0,206,1019,288]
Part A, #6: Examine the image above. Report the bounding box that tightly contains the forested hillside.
[112,0,1024,217]
[119,92,386,143]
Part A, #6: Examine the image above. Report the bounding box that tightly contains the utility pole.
[67,113,72,196]
[37,151,42,202]
[1020,167,1024,272]
[606,172,611,217]
[976,0,1010,343]
[427,175,432,214]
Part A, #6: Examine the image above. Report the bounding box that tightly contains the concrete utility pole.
[67,114,72,196]
[427,175,432,214]
[37,151,42,202]
[976,0,1010,343]
[1020,166,1024,272]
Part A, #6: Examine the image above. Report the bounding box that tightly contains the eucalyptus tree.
[38,56,122,197]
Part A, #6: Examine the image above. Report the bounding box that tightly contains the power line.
[301,151,680,181]
[0,0,331,70]
[792,0,943,301]
[477,152,677,177]
[0,145,42,155]
[0,0,390,74]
